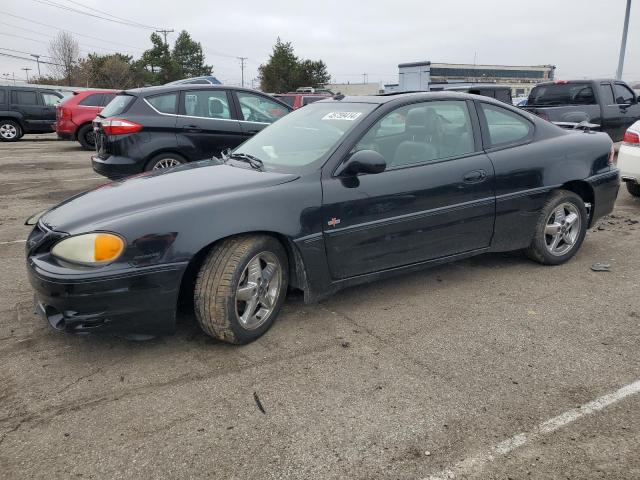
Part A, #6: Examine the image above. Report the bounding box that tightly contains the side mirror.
[337,149,386,176]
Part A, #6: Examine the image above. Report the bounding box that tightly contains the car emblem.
[327,217,341,227]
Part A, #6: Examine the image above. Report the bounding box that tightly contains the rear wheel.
[194,235,288,344]
[524,190,588,265]
[145,152,186,171]
[0,120,22,142]
[76,124,96,150]
[626,182,640,197]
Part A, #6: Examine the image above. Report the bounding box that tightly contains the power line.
[0,51,62,66]
[0,47,54,60]
[30,0,160,30]
[59,0,160,30]
[3,12,146,52]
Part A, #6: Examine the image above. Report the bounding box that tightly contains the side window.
[0,90,5,104]
[79,94,104,107]
[236,91,288,123]
[146,93,178,114]
[599,83,615,105]
[102,94,116,106]
[12,90,38,105]
[354,100,475,169]
[182,90,230,119]
[41,92,61,106]
[613,84,635,105]
[480,103,533,147]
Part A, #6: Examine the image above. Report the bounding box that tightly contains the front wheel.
[524,190,588,265]
[626,182,640,197]
[194,235,289,344]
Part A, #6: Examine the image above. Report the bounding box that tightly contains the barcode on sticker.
[322,112,362,121]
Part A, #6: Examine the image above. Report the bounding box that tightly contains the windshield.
[528,83,596,106]
[100,94,135,117]
[232,102,377,173]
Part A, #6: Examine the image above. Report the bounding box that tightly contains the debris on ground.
[591,263,611,272]
[253,391,266,414]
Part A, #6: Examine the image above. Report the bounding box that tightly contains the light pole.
[30,54,41,77]
[616,0,632,80]
[21,67,32,83]
[237,57,247,87]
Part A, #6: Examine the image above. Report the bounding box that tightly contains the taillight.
[57,106,71,120]
[554,80,569,84]
[101,118,143,136]
[622,130,640,146]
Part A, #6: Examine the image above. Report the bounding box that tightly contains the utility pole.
[616,0,632,80]
[30,54,41,77]
[155,29,174,46]
[237,57,248,87]
[362,73,368,84]
[21,67,32,83]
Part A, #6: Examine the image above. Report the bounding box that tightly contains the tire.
[194,235,289,344]
[626,182,640,197]
[524,190,588,265]
[144,152,186,171]
[0,120,22,142]
[76,123,96,150]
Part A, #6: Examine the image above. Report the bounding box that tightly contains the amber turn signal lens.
[94,234,124,262]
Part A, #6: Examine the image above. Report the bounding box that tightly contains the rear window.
[528,83,596,106]
[277,95,295,107]
[100,94,134,117]
[79,94,104,107]
[302,96,324,106]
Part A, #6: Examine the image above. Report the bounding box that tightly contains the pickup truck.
[524,79,640,142]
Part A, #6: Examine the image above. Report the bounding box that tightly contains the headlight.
[51,233,125,265]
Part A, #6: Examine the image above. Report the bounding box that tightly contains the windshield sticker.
[322,112,362,121]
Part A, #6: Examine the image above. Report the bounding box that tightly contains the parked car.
[0,85,63,142]
[525,79,640,141]
[55,89,117,150]
[617,120,640,197]
[91,84,292,179]
[273,92,331,109]
[26,92,619,344]
[513,96,528,107]
[165,75,222,86]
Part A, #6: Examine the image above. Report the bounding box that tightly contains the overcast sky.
[1,0,638,86]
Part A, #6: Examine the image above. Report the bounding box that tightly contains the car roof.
[319,91,501,105]
[533,79,619,87]
[122,84,277,96]
[275,92,332,96]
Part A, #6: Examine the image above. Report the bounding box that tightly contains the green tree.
[172,30,212,78]
[258,38,300,93]
[139,32,179,84]
[296,59,330,88]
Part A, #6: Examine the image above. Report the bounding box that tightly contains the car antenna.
[333,92,345,100]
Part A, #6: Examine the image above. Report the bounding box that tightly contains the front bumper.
[91,154,144,180]
[27,258,188,335]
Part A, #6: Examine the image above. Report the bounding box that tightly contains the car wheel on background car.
[626,182,640,197]
[524,190,588,265]
[145,152,186,171]
[0,120,22,142]
[194,235,289,344]
[76,123,96,150]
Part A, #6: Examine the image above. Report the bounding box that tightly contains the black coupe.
[26,92,619,344]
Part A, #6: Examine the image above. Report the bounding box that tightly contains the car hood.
[41,160,299,232]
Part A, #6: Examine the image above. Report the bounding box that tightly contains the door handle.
[183,125,203,133]
[463,169,487,183]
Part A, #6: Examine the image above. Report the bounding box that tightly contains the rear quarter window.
[100,94,135,117]
[146,93,178,114]
[480,103,533,147]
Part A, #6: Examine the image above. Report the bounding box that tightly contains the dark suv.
[0,85,63,141]
[92,85,292,178]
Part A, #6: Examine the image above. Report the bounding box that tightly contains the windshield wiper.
[229,152,264,171]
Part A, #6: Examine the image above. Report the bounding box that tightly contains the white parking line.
[0,239,26,245]
[424,379,640,480]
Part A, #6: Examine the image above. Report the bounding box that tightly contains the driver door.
[232,90,290,140]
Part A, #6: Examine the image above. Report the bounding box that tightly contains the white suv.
[618,120,640,197]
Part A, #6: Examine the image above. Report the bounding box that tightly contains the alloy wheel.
[0,123,17,140]
[235,252,282,330]
[153,158,182,169]
[544,202,581,256]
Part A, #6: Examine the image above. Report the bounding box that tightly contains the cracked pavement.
[0,135,639,479]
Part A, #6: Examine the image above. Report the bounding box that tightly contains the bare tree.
[49,31,80,85]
